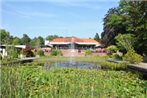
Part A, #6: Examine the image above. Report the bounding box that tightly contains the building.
[45,37,101,50]
[0,45,26,58]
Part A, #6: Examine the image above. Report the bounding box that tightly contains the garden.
[1,56,147,98]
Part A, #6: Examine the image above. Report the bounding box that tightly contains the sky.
[1,0,119,39]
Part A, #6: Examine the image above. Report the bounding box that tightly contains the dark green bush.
[37,50,44,56]
[0,55,2,60]
[85,50,92,56]
[123,49,143,64]
[51,49,62,56]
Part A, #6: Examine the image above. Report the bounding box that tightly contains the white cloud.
[3,0,119,10]
[2,4,56,18]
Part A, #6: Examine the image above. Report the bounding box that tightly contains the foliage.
[101,61,127,70]
[0,29,13,44]
[85,50,92,56]
[123,49,143,64]
[51,49,62,56]
[23,45,35,57]
[6,45,18,59]
[1,66,147,98]
[115,34,135,51]
[21,34,31,45]
[106,45,118,53]
[101,8,125,46]
[110,53,122,60]
[37,50,44,56]
[0,54,2,60]
[0,29,44,46]
[12,37,21,45]
[94,33,100,41]
[30,36,44,47]
[101,0,147,54]
[46,35,62,41]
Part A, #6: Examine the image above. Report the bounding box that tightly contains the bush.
[123,49,143,64]
[101,61,127,70]
[110,53,122,60]
[23,45,35,57]
[37,50,44,56]
[0,55,2,60]
[85,50,92,56]
[106,45,118,54]
[51,49,62,56]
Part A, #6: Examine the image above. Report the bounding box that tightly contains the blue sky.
[1,0,119,38]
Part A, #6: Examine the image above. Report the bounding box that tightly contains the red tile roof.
[51,38,98,43]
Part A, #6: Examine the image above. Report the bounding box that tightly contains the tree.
[38,36,44,45]
[115,34,135,51]
[30,36,44,47]
[101,8,126,46]
[12,37,21,45]
[46,35,60,41]
[21,34,31,45]
[101,0,147,55]
[0,29,11,44]
[94,33,100,41]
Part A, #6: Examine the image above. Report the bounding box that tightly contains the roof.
[50,38,101,45]
[51,38,98,43]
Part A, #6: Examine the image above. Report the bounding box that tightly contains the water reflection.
[44,62,101,70]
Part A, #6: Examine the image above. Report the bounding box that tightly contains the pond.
[44,61,101,70]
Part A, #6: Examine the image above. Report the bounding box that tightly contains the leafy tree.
[30,36,44,47]
[0,29,11,44]
[115,34,135,51]
[12,37,21,45]
[21,34,31,45]
[94,33,100,41]
[46,35,60,41]
[101,0,147,55]
[38,36,44,45]
[101,8,126,46]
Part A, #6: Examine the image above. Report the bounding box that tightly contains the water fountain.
[44,37,101,70]
[69,37,76,66]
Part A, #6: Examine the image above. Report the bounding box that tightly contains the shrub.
[101,61,127,70]
[51,49,62,56]
[37,50,44,56]
[0,54,2,60]
[123,49,143,64]
[23,45,35,57]
[106,45,118,55]
[110,53,122,60]
[85,50,92,56]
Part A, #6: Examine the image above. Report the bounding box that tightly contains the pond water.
[44,62,101,70]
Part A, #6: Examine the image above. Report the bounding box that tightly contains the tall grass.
[1,64,147,98]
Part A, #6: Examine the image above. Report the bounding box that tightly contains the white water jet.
[69,37,76,65]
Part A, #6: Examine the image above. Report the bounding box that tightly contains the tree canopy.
[101,0,147,54]
[94,33,100,41]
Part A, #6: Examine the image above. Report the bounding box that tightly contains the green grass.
[1,65,147,98]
